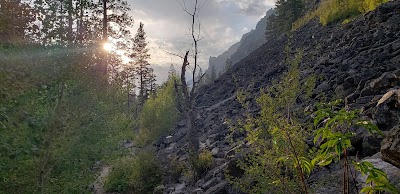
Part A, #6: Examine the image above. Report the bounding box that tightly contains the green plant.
[354,161,399,194]
[104,157,135,193]
[292,0,389,30]
[319,0,361,26]
[169,157,186,180]
[312,100,397,194]
[191,149,214,177]
[361,0,389,13]
[136,77,180,147]
[105,151,162,194]
[228,50,316,194]
[0,45,136,194]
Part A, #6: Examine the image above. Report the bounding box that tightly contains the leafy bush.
[105,151,162,194]
[228,51,315,193]
[104,158,134,192]
[312,100,398,194]
[136,78,179,146]
[362,0,390,12]
[293,0,389,29]
[191,149,214,176]
[319,0,361,26]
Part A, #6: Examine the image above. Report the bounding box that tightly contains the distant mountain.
[206,9,275,76]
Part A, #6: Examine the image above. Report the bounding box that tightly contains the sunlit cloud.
[126,0,274,83]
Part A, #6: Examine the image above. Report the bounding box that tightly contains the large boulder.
[357,152,400,190]
[381,125,400,168]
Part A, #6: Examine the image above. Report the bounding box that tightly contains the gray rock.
[316,81,331,92]
[357,152,400,190]
[362,135,383,157]
[174,183,186,192]
[204,181,228,194]
[192,188,204,194]
[201,177,219,191]
[153,185,165,194]
[211,147,219,155]
[381,125,400,168]
[165,136,174,144]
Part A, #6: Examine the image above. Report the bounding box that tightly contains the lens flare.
[103,42,113,51]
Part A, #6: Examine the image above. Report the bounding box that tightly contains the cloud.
[126,0,274,83]
[216,0,276,16]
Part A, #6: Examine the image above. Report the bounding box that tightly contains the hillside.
[156,1,400,193]
[205,9,275,76]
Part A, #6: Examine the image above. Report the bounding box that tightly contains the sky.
[126,0,275,83]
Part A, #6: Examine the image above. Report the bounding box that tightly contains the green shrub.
[361,0,389,12]
[104,157,134,193]
[191,149,214,176]
[312,100,398,194]
[169,157,186,180]
[105,151,162,194]
[319,0,361,26]
[227,51,315,194]
[293,0,389,29]
[137,78,179,146]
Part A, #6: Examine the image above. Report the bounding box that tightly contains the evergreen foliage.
[267,0,304,35]
[224,58,233,73]
[210,64,217,82]
[130,22,155,105]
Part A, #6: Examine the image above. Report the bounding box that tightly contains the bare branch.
[158,46,184,59]
[194,72,207,85]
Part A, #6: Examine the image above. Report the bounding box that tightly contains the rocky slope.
[206,9,275,76]
[156,1,400,193]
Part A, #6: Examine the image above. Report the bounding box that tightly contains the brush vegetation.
[293,0,390,31]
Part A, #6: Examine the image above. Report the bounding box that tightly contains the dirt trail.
[93,166,111,194]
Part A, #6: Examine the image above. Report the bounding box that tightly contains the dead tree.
[174,0,206,155]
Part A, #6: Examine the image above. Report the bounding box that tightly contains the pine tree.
[210,64,216,82]
[148,68,157,96]
[168,64,177,79]
[130,22,154,105]
[224,58,233,73]
[267,0,304,36]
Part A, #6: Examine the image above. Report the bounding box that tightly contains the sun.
[103,42,113,51]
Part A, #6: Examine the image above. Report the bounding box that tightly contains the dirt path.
[93,166,111,194]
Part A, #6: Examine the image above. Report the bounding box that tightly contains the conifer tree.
[267,0,304,35]
[168,64,177,79]
[149,68,157,96]
[224,58,233,73]
[210,64,217,82]
[130,22,154,105]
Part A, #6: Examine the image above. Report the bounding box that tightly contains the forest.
[1,0,399,194]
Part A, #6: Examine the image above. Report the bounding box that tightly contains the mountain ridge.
[205,9,275,76]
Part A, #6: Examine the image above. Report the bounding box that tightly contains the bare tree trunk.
[67,0,73,43]
[126,73,131,110]
[101,0,108,76]
[78,0,84,44]
[102,0,107,42]
[174,0,203,156]
[179,51,199,153]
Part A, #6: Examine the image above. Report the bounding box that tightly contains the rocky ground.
[155,1,400,193]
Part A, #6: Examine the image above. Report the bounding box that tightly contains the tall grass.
[292,0,390,31]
